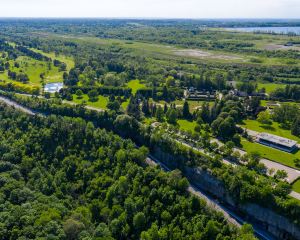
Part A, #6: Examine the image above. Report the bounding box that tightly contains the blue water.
[44,82,63,93]
[227,27,300,35]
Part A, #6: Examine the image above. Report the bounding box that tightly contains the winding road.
[0,95,277,240]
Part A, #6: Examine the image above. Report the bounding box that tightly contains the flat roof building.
[257,132,298,153]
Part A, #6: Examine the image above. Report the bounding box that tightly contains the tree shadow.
[260,125,275,131]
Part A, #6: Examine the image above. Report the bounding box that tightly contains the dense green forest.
[0,19,300,239]
[0,103,255,239]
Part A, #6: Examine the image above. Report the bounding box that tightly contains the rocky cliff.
[152,146,300,240]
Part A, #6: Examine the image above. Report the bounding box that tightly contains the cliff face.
[152,147,300,240]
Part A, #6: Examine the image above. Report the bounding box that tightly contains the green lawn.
[127,80,146,95]
[292,179,300,193]
[72,94,108,109]
[257,83,286,93]
[174,100,215,112]
[30,48,75,71]
[177,120,197,133]
[0,54,69,87]
[242,119,300,143]
[241,138,300,169]
[120,98,130,110]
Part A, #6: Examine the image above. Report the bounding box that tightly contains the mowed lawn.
[242,119,300,143]
[127,80,146,95]
[72,94,108,109]
[30,48,75,71]
[0,55,68,87]
[174,100,215,112]
[177,120,197,133]
[257,83,286,94]
[241,138,300,169]
[292,179,300,193]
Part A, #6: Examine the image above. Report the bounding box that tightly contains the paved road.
[175,137,300,201]
[238,127,300,183]
[0,95,276,240]
[146,155,275,240]
[0,96,37,115]
[63,100,105,112]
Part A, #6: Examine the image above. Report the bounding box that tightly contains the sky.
[0,0,299,18]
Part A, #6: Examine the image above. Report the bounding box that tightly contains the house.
[184,88,216,101]
[257,132,298,153]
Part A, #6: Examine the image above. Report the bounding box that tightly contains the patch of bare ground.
[264,44,300,51]
[173,49,244,61]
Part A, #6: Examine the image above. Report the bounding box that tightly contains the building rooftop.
[258,132,297,148]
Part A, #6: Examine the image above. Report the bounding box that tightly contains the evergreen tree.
[155,106,164,122]
[182,101,191,119]
[292,116,300,137]
[126,97,141,120]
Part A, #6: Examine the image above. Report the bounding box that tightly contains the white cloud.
[0,0,299,18]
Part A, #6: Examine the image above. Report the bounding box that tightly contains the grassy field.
[72,94,108,109]
[292,179,300,193]
[241,138,300,169]
[0,48,74,88]
[127,80,146,95]
[40,33,300,67]
[177,120,197,133]
[121,98,130,110]
[242,119,300,142]
[174,100,215,112]
[30,48,75,71]
[257,83,286,93]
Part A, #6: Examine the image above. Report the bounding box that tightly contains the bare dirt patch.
[263,44,300,51]
[173,49,244,61]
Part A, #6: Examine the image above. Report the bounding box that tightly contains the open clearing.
[257,83,286,93]
[241,138,300,169]
[293,179,300,193]
[0,48,74,88]
[127,79,146,95]
[242,119,300,143]
[35,32,300,67]
[263,43,300,51]
[72,94,108,109]
[173,49,245,61]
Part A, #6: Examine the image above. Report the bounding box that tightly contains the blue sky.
[1,0,300,18]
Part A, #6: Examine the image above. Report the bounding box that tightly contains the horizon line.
[0,17,300,20]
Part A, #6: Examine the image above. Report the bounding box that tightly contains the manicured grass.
[127,80,146,95]
[257,83,286,93]
[292,179,300,193]
[241,138,300,169]
[177,120,197,133]
[121,98,130,110]
[72,94,108,109]
[174,100,215,112]
[0,54,69,87]
[30,48,75,71]
[242,119,300,142]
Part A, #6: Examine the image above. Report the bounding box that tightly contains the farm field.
[242,119,300,142]
[241,138,300,169]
